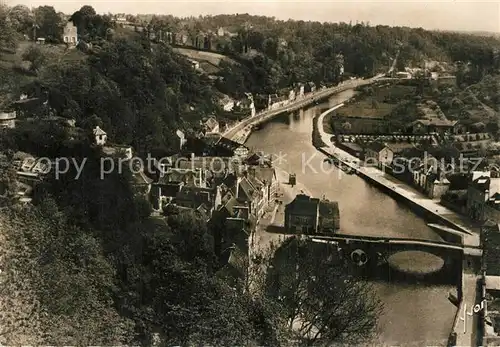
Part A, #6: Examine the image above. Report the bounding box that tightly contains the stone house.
[219,95,235,112]
[467,173,500,222]
[284,194,340,234]
[173,186,223,218]
[364,142,394,167]
[407,118,459,135]
[63,20,78,45]
[268,94,289,110]
[202,116,220,134]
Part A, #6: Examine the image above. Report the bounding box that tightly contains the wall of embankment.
[224,79,370,141]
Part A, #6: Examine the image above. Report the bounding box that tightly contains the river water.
[246,90,456,346]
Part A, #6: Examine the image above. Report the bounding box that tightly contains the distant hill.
[438,30,500,38]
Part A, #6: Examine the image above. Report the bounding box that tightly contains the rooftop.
[285,194,320,216]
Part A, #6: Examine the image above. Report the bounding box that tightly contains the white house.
[93,126,107,146]
[63,21,78,45]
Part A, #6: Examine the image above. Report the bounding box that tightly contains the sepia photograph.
[0,0,499,345]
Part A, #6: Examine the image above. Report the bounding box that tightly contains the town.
[1,1,500,346]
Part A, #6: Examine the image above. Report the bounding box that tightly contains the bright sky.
[5,0,500,33]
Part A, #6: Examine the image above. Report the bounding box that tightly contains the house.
[235,93,256,118]
[0,110,16,129]
[174,185,223,218]
[318,198,340,232]
[294,83,305,99]
[174,31,189,45]
[128,167,153,197]
[268,94,288,110]
[11,96,47,118]
[424,168,450,200]
[201,116,220,134]
[244,152,272,167]
[173,156,244,183]
[198,133,249,158]
[467,174,500,221]
[232,175,266,219]
[63,20,78,45]
[93,126,107,146]
[364,142,394,167]
[407,119,459,135]
[219,95,235,112]
[247,166,278,207]
[216,27,237,37]
[284,194,340,234]
[102,144,133,160]
[161,167,206,188]
[304,82,316,93]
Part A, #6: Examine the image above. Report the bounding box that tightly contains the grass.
[0,41,88,108]
[173,47,239,67]
[337,100,395,119]
[339,83,416,118]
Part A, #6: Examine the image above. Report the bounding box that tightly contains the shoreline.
[223,76,381,143]
[314,105,480,247]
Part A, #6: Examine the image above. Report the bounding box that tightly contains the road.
[223,75,384,142]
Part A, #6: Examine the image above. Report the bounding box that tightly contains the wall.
[429,182,450,200]
[483,204,500,224]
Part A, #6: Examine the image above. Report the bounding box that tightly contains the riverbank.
[315,103,480,247]
[224,76,383,142]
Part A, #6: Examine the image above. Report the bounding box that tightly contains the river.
[246,90,456,346]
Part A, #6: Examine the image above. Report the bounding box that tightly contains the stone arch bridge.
[300,233,482,285]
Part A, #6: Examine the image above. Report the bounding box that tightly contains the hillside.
[173,47,239,66]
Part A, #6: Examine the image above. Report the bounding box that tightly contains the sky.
[5,0,500,33]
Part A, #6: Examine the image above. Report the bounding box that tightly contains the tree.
[22,45,48,73]
[0,205,135,345]
[7,4,34,35]
[0,4,18,49]
[33,6,62,42]
[266,238,383,346]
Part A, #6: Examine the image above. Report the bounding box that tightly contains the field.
[325,83,417,134]
[337,84,416,119]
[0,41,87,107]
[173,47,239,66]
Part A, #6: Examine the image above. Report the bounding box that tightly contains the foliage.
[0,4,18,50]
[0,203,135,345]
[265,238,383,346]
[33,6,63,42]
[70,5,113,42]
[21,45,48,73]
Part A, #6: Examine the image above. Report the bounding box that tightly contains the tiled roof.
[175,186,217,211]
[252,167,275,184]
[285,194,319,216]
[471,176,490,191]
[237,178,258,202]
[158,169,197,185]
[93,126,107,136]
